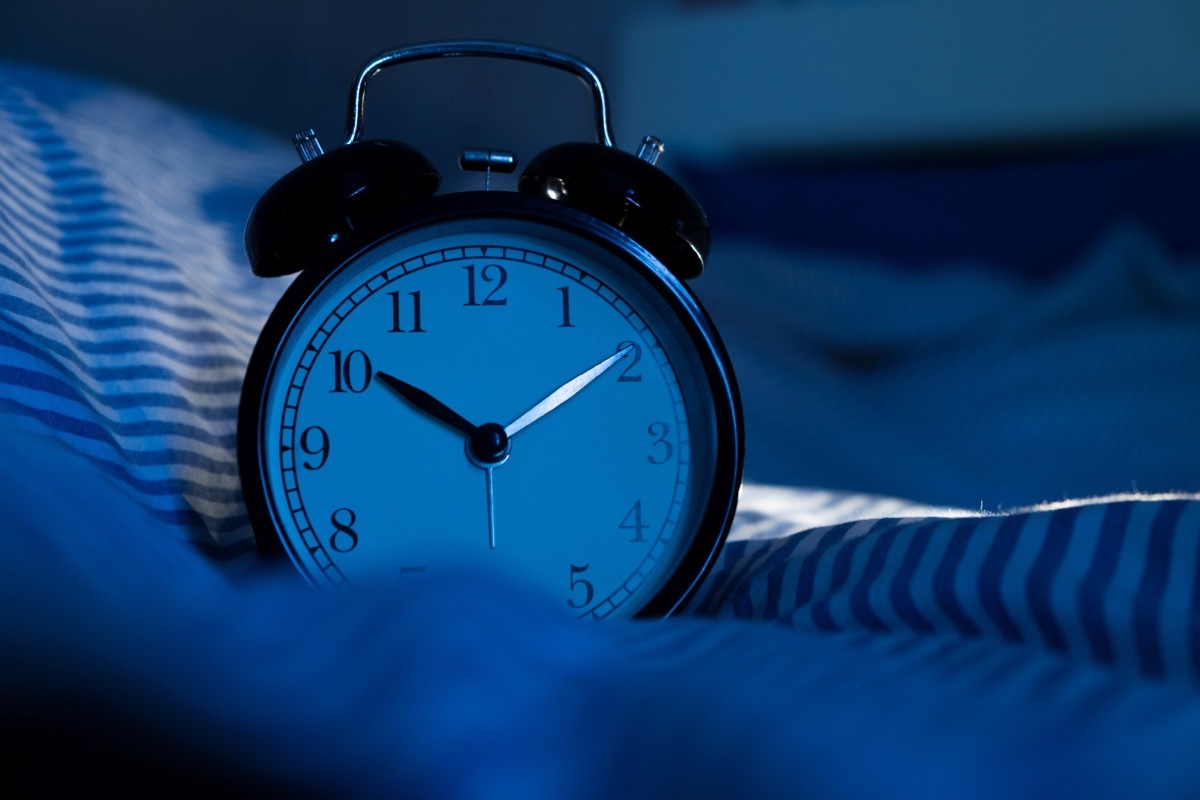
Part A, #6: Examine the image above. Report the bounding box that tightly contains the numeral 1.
[556,286,576,328]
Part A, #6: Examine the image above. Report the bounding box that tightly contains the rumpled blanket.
[3,60,1200,798]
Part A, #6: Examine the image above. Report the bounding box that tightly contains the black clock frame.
[237,190,743,618]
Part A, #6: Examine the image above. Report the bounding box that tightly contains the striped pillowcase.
[0,62,288,563]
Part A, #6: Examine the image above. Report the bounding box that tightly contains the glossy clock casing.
[238,191,743,618]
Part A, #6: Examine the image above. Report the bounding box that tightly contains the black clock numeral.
[329,349,373,393]
[463,263,508,306]
[647,421,674,465]
[399,566,427,580]
[616,340,643,382]
[329,507,359,553]
[567,563,594,609]
[556,285,576,328]
[299,425,330,470]
[619,500,649,543]
[388,290,426,333]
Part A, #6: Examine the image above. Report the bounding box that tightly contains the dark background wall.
[2,0,649,184]
[7,2,1200,184]
[617,0,1200,158]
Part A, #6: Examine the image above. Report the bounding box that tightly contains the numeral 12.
[463,264,508,306]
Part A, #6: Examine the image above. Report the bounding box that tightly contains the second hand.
[466,423,509,551]
[484,465,497,550]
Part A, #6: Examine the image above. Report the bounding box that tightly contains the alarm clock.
[237,40,743,618]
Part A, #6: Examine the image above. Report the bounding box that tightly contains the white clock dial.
[248,213,728,618]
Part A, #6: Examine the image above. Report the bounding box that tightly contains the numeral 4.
[619,500,649,542]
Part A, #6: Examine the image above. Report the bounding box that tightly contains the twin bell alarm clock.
[237,40,743,618]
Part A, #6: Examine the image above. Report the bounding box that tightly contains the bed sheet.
[693,225,1200,508]
[3,61,1200,798]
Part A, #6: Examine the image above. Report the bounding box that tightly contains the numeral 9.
[299,426,329,470]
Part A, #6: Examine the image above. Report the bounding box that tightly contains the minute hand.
[505,345,633,438]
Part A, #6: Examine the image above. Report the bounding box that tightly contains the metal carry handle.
[343,40,617,149]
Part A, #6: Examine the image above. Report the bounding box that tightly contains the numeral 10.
[329,349,373,393]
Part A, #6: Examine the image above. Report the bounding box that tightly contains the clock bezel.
[237,190,743,618]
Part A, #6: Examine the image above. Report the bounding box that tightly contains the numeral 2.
[617,340,642,382]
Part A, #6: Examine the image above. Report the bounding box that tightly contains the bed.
[3,55,1200,797]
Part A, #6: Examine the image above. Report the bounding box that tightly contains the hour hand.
[376,371,477,437]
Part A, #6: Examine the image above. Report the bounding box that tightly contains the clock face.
[241,199,739,618]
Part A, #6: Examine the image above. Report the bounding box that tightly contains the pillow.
[0,60,290,565]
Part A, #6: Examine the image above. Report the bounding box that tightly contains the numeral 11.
[388,290,425,333]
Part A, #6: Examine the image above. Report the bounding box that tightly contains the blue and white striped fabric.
[4,60,1200,797]
[0,61,288,562]
[692,489,1200,686]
